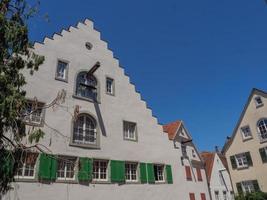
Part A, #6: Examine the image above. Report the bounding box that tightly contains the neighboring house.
[201,152,234,200]
[3,19,207,200]
[163,120,211,200]
[222,88,267,195]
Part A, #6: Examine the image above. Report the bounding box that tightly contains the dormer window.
[255,96,263,107]
[76,72,97,101]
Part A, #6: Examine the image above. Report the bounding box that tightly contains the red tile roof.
[163,120,181,140]
[200,152,215,183]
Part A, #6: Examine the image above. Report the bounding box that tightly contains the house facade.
[163,121,211,200]
[201,152,234,200]
[3,19,210,200]
[222,88,267,194]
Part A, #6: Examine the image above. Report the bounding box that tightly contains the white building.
[201,152,234,200]
[3,19,210,200]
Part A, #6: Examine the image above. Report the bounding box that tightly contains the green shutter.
[259,148,267,163]
[78,157,92,182]
[230,156,237,169]
[245,152,253,166]
[236,182,243,194]
[253,180,260,192]
[38,153,52,180]
[165,165,173,184]
[146,163,155,184]
[140,163,147,183]
[50,156,57,180]
[111,160,125,183]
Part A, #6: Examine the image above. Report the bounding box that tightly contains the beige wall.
[225,91,267,193]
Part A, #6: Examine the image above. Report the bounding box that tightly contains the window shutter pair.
[245,152,253,166]
[230,156,237,169]
[38,153,57,180]
[236,182,243,194]
[185,166,192,181]
[140,163,173,184]
[111,160,125,183]
[259,148,267,163]
[78,157,93,182]
[196,168,202,181]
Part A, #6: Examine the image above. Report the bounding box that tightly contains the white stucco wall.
[209,154,233,200]
[3,19,210,200]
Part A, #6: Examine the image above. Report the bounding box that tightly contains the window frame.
[125,162,138,183]
[92,159,109,182]
[241,180,255,193]
[154,164,165,183]
[15,152,38,180]
[70,113,100,149]
[23,100,45,127]
[240,125,253,140]
[235,153,248,169]
[55,59,69,82]
[254,96,264,108]
[257,119,267,143]
[123,120,138,142]
[214,191,219,200]
[56,156,77,181]
[106,76,115,96]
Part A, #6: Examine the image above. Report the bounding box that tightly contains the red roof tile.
[163,120,181,140]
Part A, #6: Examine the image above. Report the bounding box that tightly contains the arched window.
[76,72,97,100]
[73,114,97,145]
[257,119,267,141]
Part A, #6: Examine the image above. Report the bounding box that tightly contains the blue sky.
[28,0,267,151]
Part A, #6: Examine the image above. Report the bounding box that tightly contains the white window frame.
[23,101,44,126]
[240,125,252,140]
[73,114,97,145]
[93,160,108,182]
[55,60,68,81]
[254,96,263,107]
[235,153,248,168]
[154,164,165,183]
[241,181,255,193]
[257,119,267,142]
[106,77,114,95]
[16,153,38,179]
[123,121,137,141]
[57,156,76,181]
[125,162,138,182]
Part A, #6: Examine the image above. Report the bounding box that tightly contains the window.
[242,181,255,193]
[240,126,252,140]
[181,144,187,157]
[57,156,76,180]
[16,152,38,179]
[154,164,165,182]
[106,77,114,95]
[200,193,206,200]
[23,101,44,125]
[73,114,97,145]
[76,72,97,100]
[235,153,248,168]
[214,191,219,200]
[123,121,137,141]
[93,160,108,181]
[189,193,196,200]
[192,149,196,158]
[185,165,192,181]
[255,96,263,107]
[196,168,202,181]
[56,60,68,81]
[257,119,267,142]
[223,191,227,200]
[125,162,138,182]
[259,147,267,163]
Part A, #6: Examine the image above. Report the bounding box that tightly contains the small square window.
[106,77,114,95]
[23,101,45,126]
[241,126,252,140]
[255,96,263,107]
[56,60,68,81]
[154,164,165,183]
[123,121,137,141]
[235,153,248,168]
